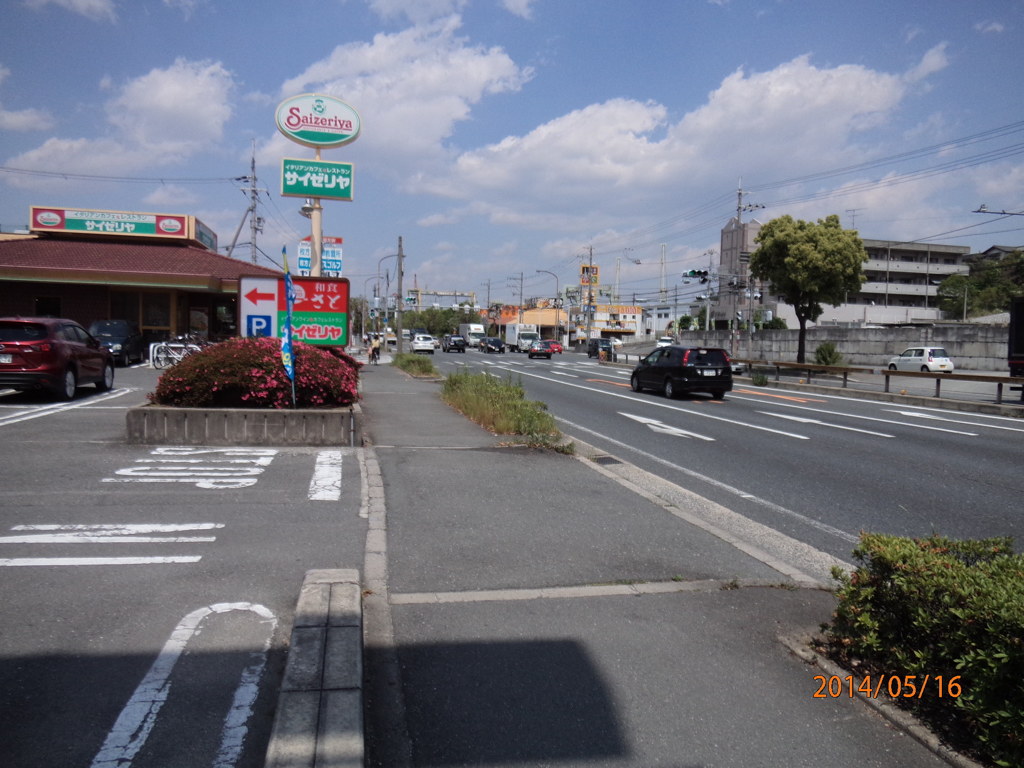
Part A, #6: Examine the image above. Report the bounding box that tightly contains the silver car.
[887,346,954,373]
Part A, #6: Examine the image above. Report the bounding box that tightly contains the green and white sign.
[275,93,361,149]
[281,158,353,201]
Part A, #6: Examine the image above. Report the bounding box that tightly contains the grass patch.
[441,368,572,452]
[391,352,439,377]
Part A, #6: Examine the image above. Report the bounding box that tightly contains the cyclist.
[369,336,381,365]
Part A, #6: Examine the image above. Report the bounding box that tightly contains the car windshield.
[931,349,949,358]
[89,320,131,336]
[688,349,728,365]
[0,321,48,341]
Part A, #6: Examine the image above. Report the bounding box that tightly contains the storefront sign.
[297,236,343,277]
[275,93,361,149]
[30,207,188,239]
[281,158,353,201]
[240,275,349,346]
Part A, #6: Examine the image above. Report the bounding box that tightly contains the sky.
[2,0,1024,308]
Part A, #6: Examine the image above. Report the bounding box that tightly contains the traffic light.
[736,311,743,321]
[684,269,709,283]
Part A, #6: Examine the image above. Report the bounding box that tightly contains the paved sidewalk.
[349,361,962,768]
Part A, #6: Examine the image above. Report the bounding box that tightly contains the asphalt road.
[429,348,1024,564]
[0,366,365,768]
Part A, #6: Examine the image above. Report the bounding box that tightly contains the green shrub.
[751,370,769,386]
[392,352,438,377]
[148,336,360,409]
[813,341,844,366]
[441,369,566,449]
[825,533,1024,766]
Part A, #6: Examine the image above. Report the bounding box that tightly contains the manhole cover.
[592,455,621,466]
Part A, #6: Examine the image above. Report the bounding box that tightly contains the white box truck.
[458,323,486,348]
[506,323,540,352]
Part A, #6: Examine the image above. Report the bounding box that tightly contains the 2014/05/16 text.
[813,674,962,699]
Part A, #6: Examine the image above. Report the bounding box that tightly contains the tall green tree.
[749,214,867,362]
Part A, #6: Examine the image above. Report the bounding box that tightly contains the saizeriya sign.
[275,93,361,149]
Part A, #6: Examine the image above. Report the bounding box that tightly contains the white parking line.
[0,388,129,426]
[309,449,343,500]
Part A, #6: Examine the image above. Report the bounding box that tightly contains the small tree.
[750,214,866,362]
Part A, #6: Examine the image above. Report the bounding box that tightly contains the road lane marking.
[0,388,130,426]
[91,603,277,768]
[484,365,811,439]
[733,388,828,403]
[309,449,343,500]
[102,447,278,489]
[885,409,1024,433]
[2,522,224,544]
[556,416,857,545]
[760,412,894,437]
[620,412,715,440]
[1,556,202,566]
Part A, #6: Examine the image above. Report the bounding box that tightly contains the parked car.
[481,337,505,354]
[0,316,115,400]
[630,345,732,400]
[587,338,615,359]
[656,336,674,347]
[527,340,552,359]
[411,334,436,354]
[887,346,954,373]
[87,318,144,366]
[537,339,563,354]
[442,334,467,352]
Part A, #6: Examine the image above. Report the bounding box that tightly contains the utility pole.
[395,236,405,354]
[659,243,667,301]
[247,149,262,264]
[585,246,594,346]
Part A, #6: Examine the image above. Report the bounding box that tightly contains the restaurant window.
[34,296,61,316]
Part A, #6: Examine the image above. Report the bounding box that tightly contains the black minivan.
[630,345,732,399]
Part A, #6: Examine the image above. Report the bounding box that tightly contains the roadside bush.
[813,341,844,367]
[391,352,438,377]
[148,336,360,409]
[441,369,568,450]
[824,533,1024,766]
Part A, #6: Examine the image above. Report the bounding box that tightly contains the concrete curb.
[264,569,363,768]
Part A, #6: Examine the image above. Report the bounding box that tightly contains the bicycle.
[369,345,380,365]
[152,335,206,369]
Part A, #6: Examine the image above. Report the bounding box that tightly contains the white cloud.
[0,64,55,131]
[421,53,915,231]
[904,43,949,84]
[143,183,199,207]
[6,57,235,176]
[367,0,468,25]
[501,0,535,20]
[974,20,1005,34]
[280,16,532,164]
[106,58,234,157]
[23,0,116,22]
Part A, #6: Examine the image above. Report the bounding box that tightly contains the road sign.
[240,276,350,346]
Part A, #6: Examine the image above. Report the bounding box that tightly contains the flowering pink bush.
[148,336,361,409]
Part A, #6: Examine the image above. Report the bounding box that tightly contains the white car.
[656,336,674,347]
[887,346,954,373]
[411,334,435,354]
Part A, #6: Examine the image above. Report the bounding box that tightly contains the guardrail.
[734,359,1024,405]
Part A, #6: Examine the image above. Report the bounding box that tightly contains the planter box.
[127,404,359,446]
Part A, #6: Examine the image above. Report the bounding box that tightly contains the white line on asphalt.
[309,449,343,500]
[0,556,203,566]
[0,388,130,426]
[0,535,217,543]
[90,603,277,768]
[487,364,811,439]
[13,523,224,532]
[726,396,979,436]
[556,416,858,544]
[759,411,894,437]
[884,409,1024,432]
[620,412,716,440]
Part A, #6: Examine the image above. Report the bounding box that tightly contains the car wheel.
[630,374,642,392]
[56,368,77,401]
[663,378,676,399]
[888,364,897,371]
[920,365,930,372]
[711,390,725,400]
[96,362,115,391]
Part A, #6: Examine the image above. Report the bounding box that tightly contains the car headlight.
[111,343,123,352]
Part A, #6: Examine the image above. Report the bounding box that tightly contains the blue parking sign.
[247,315,272,337]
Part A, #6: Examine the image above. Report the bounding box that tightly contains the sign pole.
[310,149,324,278]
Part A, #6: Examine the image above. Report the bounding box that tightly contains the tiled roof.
[0,236,280,281]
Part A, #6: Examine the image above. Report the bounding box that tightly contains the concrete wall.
[672,325,1010,371]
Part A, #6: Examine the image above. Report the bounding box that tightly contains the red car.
[0,316,115,400]
[537,339,563,354]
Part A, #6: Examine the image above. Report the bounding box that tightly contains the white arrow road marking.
[620,412,715,441]
[309,449,343,500]
[760,412,894,438]
[91,603,277,768]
